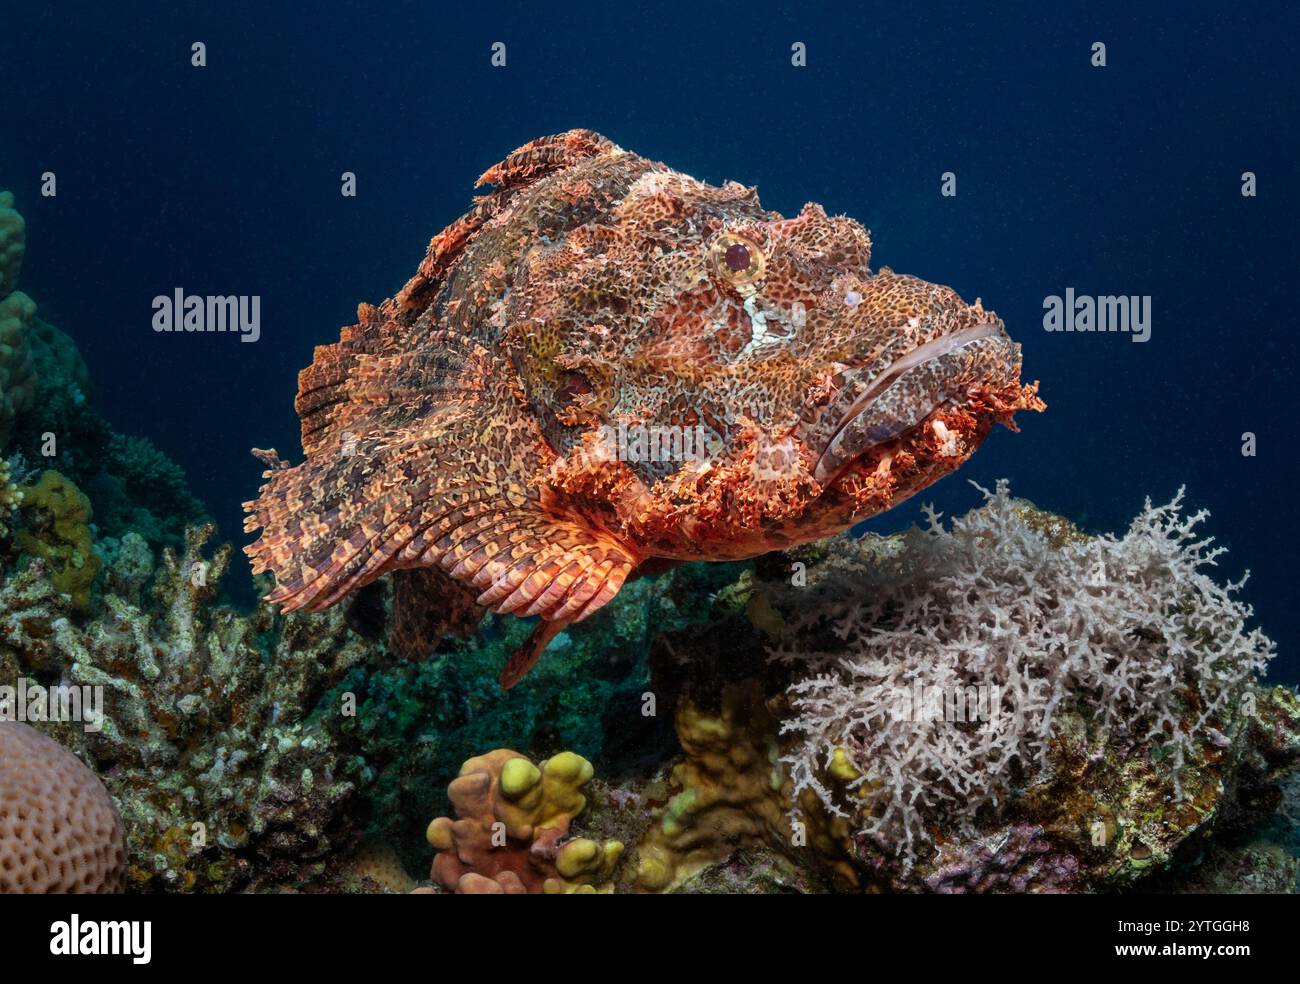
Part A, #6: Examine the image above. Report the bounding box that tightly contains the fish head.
[513,163,1041,553]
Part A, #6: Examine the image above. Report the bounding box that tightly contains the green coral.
[15,468,100,609]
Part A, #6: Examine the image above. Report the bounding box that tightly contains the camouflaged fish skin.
[244,130,1042,685]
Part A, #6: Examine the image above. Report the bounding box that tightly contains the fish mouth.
[807,322,1012,484]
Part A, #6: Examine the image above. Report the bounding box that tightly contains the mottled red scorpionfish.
[245,129,1043,686]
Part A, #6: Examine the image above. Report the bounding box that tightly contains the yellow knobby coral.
[629,682,863,893]
[16,469,101,610]
[425,748,623,894]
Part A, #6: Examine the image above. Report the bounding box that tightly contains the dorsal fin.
[474,129,620,191]
[396,129,621,313]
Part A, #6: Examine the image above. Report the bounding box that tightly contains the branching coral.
[103,434,207,533]
[771,481,1276,867]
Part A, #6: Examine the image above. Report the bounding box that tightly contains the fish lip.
[809,322,1007,484]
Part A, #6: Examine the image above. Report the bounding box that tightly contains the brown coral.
[0,721,127,893]
[0,290,36,446]
[346,840,416,894]
[0,191,36,446]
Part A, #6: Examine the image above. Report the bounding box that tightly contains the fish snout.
[797,323,1017,485]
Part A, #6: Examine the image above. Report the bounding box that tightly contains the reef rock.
[0,523,379,891]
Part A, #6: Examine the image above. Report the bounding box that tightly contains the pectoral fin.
[442,513,638,688]
[500,618,571,690]
[388,567,485,662]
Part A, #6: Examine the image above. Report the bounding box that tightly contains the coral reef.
[14,469,100,609]
[2,327,1294,900]
[0,523,379,891]
[0,192,37,448]
[346,565,714,871]
[0,191,201,557]
[411,484,1295,894]
[0,721,127,893]
[425,748,623,893]
[630,681,798,892]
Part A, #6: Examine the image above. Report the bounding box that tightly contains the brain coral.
[0,722,127,893]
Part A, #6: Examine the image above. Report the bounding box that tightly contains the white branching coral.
[772,481,1275,862]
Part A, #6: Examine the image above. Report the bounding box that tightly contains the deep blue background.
[3,1,1297,678]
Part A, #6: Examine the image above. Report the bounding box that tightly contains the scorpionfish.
[245,130,1043,686]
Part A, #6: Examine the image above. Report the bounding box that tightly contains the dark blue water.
[4,1,1297,677]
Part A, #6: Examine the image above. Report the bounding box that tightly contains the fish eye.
[709,232,766,287]
[555,369,592,404]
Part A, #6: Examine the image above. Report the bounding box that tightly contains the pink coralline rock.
[920,824,1081,894]
[0,721,127,893]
